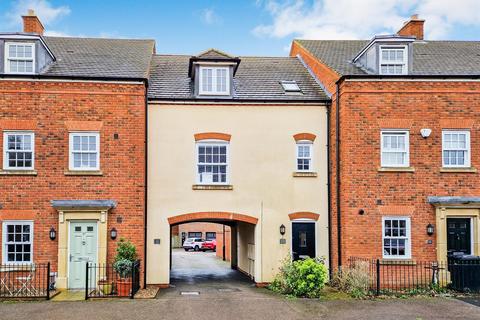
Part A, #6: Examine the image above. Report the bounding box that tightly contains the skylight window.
[281,80,301,93]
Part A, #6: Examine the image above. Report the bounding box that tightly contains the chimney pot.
[397,14,425,40]
[22,9,44,35]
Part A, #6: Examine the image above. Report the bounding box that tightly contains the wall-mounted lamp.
[280,224,286,236]
[426,224,435,236]
[420,128,432,138]
[49,227,56,241]
[110,227,118,240]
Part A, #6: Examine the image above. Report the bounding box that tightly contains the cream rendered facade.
[147,102,329,285]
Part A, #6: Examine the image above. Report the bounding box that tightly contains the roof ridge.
[43,35,155,42]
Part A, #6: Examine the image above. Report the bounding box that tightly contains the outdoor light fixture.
[280,224,286,236]
[49,227,56,240]
[420,128,432,138]
[110,228,118,240]
[427,224,435,236]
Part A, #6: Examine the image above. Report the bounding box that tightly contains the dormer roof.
[352,35,415,63]
[188,48,241,78]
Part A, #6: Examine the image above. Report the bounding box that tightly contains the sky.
[0,0,479,56]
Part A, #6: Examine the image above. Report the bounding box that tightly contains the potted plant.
[113,238,137,297]
[98,278,113,295]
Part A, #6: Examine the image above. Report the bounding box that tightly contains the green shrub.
[114,238,137,263]
[113,238,137,278]
[113,258,133,278]
[331,261,370,298]
[269,257,328,298]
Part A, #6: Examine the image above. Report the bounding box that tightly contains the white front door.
[68,221,98,289]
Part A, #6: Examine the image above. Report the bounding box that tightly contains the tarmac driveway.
[0,251,479,319]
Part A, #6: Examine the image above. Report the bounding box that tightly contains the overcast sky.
[1,0,479,56]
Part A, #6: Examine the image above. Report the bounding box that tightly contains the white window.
[196,141,229,184]
[3,131,34,170]
[199,66,230,95]
[2,221,33,264]
[5,42,35,74]
[442,130,470,168]
[383,217,411,259]
[379,46,407,75]
[69,132,100,171]
[296,142,313,172]
[381,130,409,167]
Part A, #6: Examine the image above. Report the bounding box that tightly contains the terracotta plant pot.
[98,280,113,295]
[116,278,132,297]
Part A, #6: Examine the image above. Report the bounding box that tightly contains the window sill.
[439,167,477,173]
[292,172,317,177]
[0,170,37,176]
[378,167,415,172]
[0,264,35,271]
[64,170,103,176]
[380,259,416,265]
[192,184,233,190]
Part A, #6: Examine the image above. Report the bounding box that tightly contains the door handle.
[69,254,73,262]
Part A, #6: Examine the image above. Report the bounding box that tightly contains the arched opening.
[168,212,257,288]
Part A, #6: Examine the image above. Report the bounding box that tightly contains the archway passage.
[167,212,257,292]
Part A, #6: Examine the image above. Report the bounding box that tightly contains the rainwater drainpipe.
[335,81,342,269]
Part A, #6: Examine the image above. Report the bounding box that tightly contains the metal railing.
[0,263,52,300]
[85,260,140,299]
[347,256,480,295]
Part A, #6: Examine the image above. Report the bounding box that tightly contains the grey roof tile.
[42,36,155,79]
[296,39,480,76]
[148,55,328,101]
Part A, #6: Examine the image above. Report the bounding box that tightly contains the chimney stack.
[397,14,425,40]
[22,9,44,35]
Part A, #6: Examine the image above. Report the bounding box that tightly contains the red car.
[201,239,216,252]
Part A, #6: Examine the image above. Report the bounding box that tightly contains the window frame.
[4,42,36,75]
[2,220,34,265]
[382,216,411,260]
[195,140,230,185]
[296,140,313,172]
[442,130,471,168]
[379,45,408,75]
[68,131,100,171]
[3,131,35,171]
[380,130,410,168]
[205,232,216,240]
[198,66,230,96]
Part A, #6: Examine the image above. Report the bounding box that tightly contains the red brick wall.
[295,44,480,268]
[0,80,146,274]
[334,80,480,265]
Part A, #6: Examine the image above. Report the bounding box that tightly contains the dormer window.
[379,45,407,75]
[5,42,35,74]
[199,66,230,95]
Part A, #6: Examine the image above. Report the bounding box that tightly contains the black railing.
[85,260,141,299]
[0,263,52,300]
[348,256,480,295]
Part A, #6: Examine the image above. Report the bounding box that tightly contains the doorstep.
[50,290,84,301]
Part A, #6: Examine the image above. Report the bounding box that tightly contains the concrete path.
[0,251,479,320]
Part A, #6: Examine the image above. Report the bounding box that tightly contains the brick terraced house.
[292,15,480,268]
[0,11,153,289]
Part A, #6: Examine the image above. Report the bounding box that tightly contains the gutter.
[148,97,330,104]
[0,74,147,83]
[335,82,342,269]
[337,74,480,82]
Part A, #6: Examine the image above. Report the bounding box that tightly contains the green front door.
[69,221,98,289]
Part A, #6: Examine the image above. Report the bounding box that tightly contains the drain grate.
[180,291,200,296]
[218,288,240,292]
